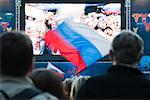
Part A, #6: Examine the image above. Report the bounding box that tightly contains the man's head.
[0,31,33,77]
[110,30,144,66]
[104,27,113,36]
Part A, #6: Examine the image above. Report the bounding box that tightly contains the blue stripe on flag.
[56,21,102,67]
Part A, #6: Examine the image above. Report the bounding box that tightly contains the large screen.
[25,3,122,55]
[131,0,150,55]
[0,0,15,33]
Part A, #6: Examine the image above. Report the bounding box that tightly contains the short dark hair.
[0,31,33,77]
[111,30,144,64]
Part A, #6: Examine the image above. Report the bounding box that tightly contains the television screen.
[21,0,125,62]
[24,2,123,56]
[0,0,15,33]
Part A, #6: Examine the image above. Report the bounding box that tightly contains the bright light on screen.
[25,3,121,55]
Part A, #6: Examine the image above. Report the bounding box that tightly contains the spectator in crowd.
[76,30,150,99]
[0,31,58,100]
[62,76,90,100]
[104,27,113,36]
[69,76,90,100]
[29,68,64,99]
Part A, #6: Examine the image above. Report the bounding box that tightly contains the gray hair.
[111,30,144,65]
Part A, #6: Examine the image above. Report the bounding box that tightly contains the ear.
[109,50,114,61]
[27,58,34,74]
[137,51,143,62]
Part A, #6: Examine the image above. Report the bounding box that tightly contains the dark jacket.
[76,65,150,99]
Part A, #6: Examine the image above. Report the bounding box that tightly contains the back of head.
[111,30,144,65]
[0,31,33,77]
[29,69,64,98]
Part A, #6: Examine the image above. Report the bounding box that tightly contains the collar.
[0,76,34,84]
[0,76,35,97]
[108,65,144,76]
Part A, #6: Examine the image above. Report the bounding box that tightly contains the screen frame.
[20,0,126,62]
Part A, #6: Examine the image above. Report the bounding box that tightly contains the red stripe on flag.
[44,30,86,72]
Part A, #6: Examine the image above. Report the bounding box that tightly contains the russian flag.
[44,20,111,73]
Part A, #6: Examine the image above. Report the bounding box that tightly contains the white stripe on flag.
[47,62,64,74]
[66,20,111,57]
